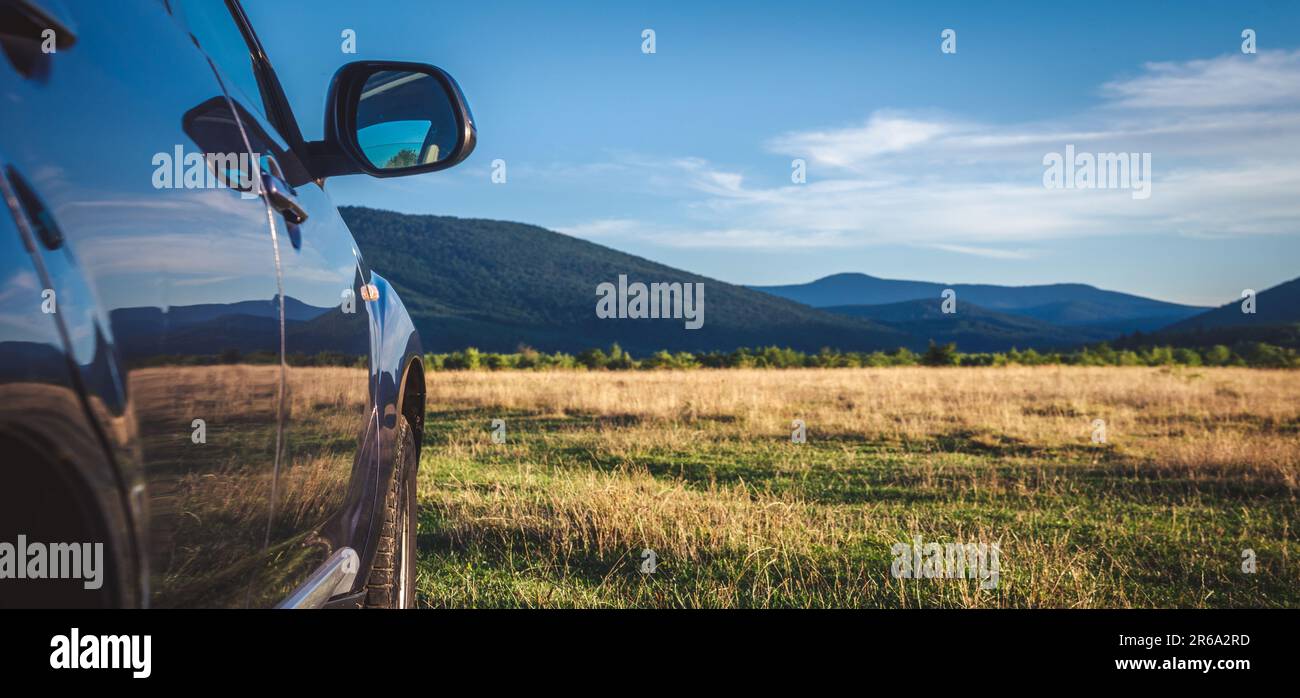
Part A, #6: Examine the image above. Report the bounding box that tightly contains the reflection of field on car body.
[132,365,365,607]
[414,366,1299,608]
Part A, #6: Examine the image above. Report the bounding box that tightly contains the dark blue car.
[0,0,476,608]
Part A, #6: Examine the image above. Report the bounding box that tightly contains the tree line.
[424,340,1300,371]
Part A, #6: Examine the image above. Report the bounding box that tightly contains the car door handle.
[260,158,308,225]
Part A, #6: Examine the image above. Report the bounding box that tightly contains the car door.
[0,0,285,606]
[170,0,379,606]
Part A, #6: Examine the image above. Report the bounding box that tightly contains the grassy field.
[413,366,1298,608]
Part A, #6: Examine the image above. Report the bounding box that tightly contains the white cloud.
[766,113,953,170]
[564,50,1300,253]
[924,244,1036,260]
[558,218,641,238]
[1101,50,1300,110]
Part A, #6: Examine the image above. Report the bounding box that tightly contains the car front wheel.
[363,415,418,608]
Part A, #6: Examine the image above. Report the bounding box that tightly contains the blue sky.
[245,0,1300,306]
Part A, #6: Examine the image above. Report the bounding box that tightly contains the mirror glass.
[354,70,459,169]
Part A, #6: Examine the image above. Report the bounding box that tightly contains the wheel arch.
[0,420,137,608]
[397,354,425,458]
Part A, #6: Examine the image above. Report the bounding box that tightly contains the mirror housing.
[311,61,476,179]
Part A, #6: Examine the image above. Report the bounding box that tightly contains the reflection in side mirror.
[321,61,476,179]
[355,71,458,170]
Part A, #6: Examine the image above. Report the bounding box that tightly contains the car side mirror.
[315,61,476,178]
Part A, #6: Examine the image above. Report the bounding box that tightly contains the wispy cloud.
[1101,50,1300,110]
[558,218,641,238]
[562,50,1300,253]
[766,112,953,171]
[924,244,1036,260]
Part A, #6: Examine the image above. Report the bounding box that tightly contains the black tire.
[363,415,418,608]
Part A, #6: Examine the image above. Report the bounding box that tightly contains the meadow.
[413,366,1299,608]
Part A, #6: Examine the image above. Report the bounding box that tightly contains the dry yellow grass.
[416,366,1299,608]
[112,364,1298,607]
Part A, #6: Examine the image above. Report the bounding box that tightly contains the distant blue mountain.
[1160,276,1300,332]
[1133,276,1300,349]
[824,299,1118,352]
[752,273,1207,337]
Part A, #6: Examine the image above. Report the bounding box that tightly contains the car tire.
[363,415,418,608]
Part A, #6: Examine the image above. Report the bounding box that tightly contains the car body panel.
[0,0,290,607]
[0,0,430,607]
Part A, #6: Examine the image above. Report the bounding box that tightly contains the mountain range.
[1127,276,1300,349]
[327,207,1297,354]
[341,207,907,354]
[752,273,1208,335]
[74,207,1299,363]
[821,299,1117,353]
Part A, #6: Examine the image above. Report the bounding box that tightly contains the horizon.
[339,204,1294,309]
